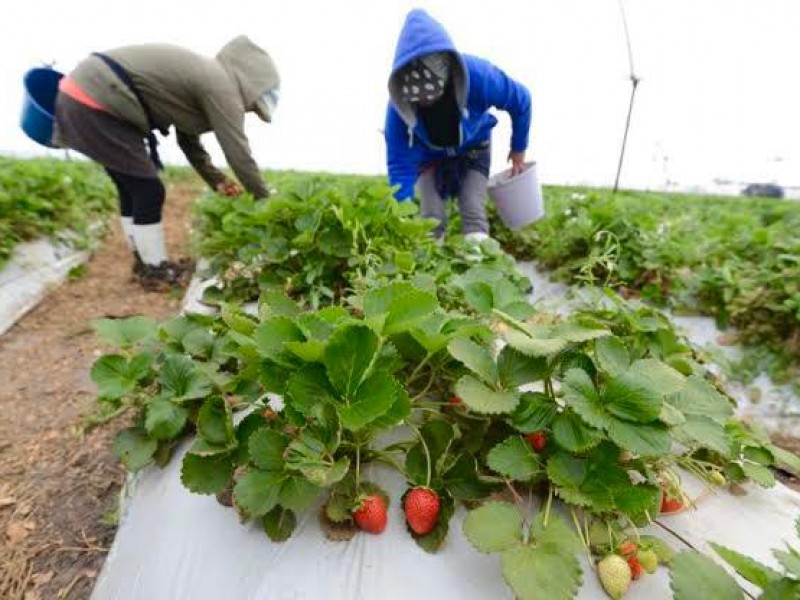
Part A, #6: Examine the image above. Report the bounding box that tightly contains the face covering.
[398,52,451,104]
[254,88,280,122]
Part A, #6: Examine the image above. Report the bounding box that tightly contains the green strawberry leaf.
[384,288,439,335]
[112,427,157,471]
[606,418,671,457]
[455,375,519,415]
[323,325,379,398]
[500,542,583,600]
[594,336,630,377]
[710,542,782,588]
[369,382,411,429]
[487,437,541,481]
[761,579,800,600]
[669,551,744,600]
[551,410,604,452]
[145,399,189,440]
[197,397,234,446]
[529,512,583,556]
[180,453,233,495]
[233,413,268,464]
[233,469,284,518]
[160,355,211,402]
[463,502,523,554]
[91,353,152,399]
[253,317,305,364]
[667,375,734,422]
[405,420,456,485]
[248,429,288,471]
[497,346,547,388]
[741,461,775,487]
[769,445,800,477]
[510,392,558,433]
[562,369,610,430]
[93,316,157,347]
[279,476,321,512]
[285,364,336,416]
[674,415,732,456]
[505,328,567,357]
[262,506,297,542]
[363,281,417,319]
[447,338,498,385]
[338,370,397,431]
[603,371,664,423]
[773,546,800,578]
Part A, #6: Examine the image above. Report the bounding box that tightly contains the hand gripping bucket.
[487,162,545,230]
[21,66,65,148]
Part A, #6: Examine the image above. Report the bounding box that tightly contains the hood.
[388,9,468,128]
[216,35,280,110]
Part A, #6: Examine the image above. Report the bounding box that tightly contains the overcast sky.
[1,0,798,189]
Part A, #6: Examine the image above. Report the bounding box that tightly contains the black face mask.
[415,79,459,148]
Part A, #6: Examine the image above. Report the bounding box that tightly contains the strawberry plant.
[0,157,114,267]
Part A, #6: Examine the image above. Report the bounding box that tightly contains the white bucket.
[487,161,545,230]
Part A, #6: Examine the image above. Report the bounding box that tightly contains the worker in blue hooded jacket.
[385,9,532,241]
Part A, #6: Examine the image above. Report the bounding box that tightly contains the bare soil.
[0,179,201,600]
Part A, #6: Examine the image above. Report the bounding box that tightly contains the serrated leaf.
[606,418,671,456]
[511,392,559,433]
[487,437,541,480]
[530,512,583,556]
[338,370,397,431]
[197,397,234,445]
[182,328,215,357]
[773,546,800,578]
[91,354,146,399]
[145,399,188,440]
[670,551,744,600]
[369,382,411,429]
[112,427,157,471]
[547,454,587,489]
[770,445,800,476]
[160,355,211,401]
[497,346,547,388]
[761,579,800,600]
[710,542,781,588]
[189,436,236,457]
[603,371,664,423]
[323,325,379,398]
[660,402,687,426]
[455,375,519,415]
[551,322,610,343]
[259,290,301,318]
[285,364,335,416]
[249,429,288,471]
[180,453,233,495]
[233,469,284,518]
[668,375,734,422]
[501,543,582,600]
[744,446,775,466]
[253,317,305,363]
[284,340,326,362]
[447,338,498,385]
[363,281,416,318]
[462,281,494,313]
[562,369,610,430]
[262,506,297,542]
[505,328,567,357]
[615,484,661,524]
[463,502,523,553]
[595,336,630,377]
[384,289,439,335]
[405,420,456,485]
[93,316,157,347]
[551,411,604,452]
[742,461,775,487]
[278,476,321,511]
[675,415,732,456]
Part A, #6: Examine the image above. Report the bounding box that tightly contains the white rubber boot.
[132,222,167,266]
[120,216,135,250]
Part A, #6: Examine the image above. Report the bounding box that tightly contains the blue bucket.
[21,67,65,148]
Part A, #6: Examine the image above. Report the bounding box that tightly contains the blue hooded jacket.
[385,9,532,201]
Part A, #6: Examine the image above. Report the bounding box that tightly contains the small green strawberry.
[598,554,632,599]
[637,549,659,574]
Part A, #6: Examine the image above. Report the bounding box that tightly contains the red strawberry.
[660,496,684,514]
[526,431,547,452]
[627,556,645,580]
[352,495,387,534]
[262,407,278,420]
[448,395,462,406]
[619,541,638,557]
[403,487,441,535]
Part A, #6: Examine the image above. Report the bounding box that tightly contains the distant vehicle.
[742,183,784,198]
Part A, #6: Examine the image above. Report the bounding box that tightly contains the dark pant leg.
[105,170,165,225]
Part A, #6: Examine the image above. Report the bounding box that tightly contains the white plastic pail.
[487,162,544,230]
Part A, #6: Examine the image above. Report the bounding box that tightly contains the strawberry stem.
[406,420,432,488]
[355,444,361,491]
[543,485,554,527]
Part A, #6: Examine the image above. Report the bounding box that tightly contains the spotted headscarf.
[399,52,451,104]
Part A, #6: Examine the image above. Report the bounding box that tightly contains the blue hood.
[388,9,468,128]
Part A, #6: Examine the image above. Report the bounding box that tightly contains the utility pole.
[613,0,639,193]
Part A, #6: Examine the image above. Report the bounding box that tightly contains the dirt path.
[0,179,201,600]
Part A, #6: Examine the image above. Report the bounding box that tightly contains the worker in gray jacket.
[53,35,280,289]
